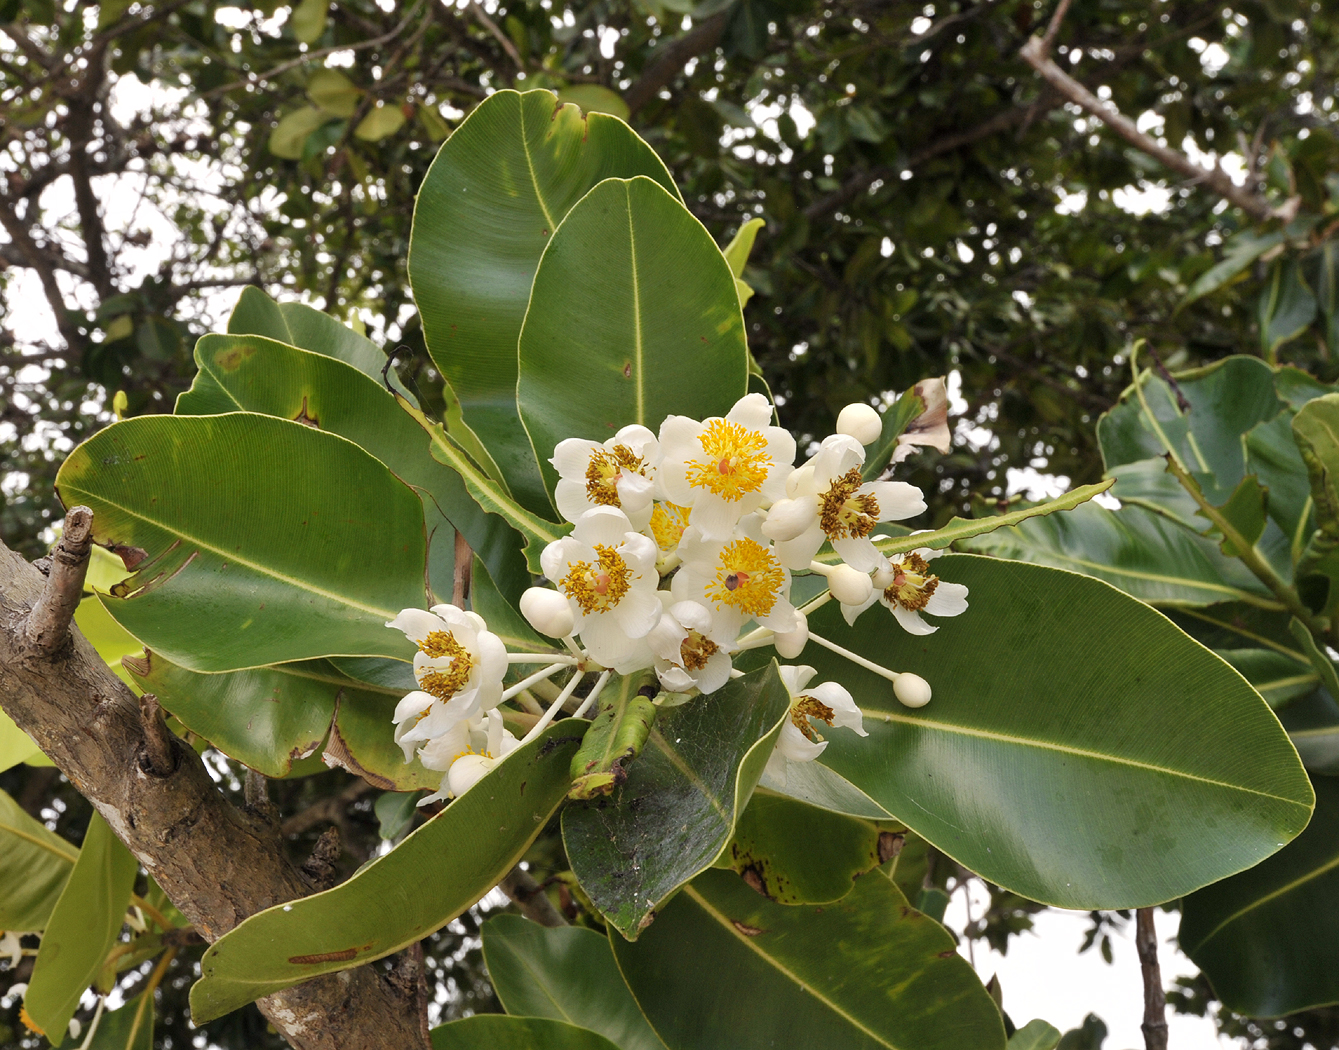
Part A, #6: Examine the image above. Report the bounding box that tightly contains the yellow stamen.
[680,631,719,671]
[686,420,772,502]
[707,538,785,618]
[882,553,939,612]
[791,695,835,743]
[560,545,633,614]
[819,467,880,540]
[19,1006,43,1036]
[650,501,691,553]
[584,444,646,507]
[415,630,474,700]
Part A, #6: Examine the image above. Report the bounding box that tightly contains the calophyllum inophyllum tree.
[0,91,1314,1049]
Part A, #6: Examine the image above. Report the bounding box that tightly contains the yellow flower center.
[686,420,772,502]
[650,501,691,553]
[680,631,719,671]
[882,553,939,612]
[20,1006,44,1036]
[791,695,835,743]
[819,467,880,540]
[560,545,633,614]
[416,630,474,700]
[584,444,646,507]
[707,537,786,618]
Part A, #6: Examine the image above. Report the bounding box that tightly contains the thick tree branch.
[499,866,567,927]
[0,200,87,353]
[1135,908,1169,1050]
[24,506,92,654]
[1019,34,1275,221]
[0,524,428,1050]
[623,12,730,117]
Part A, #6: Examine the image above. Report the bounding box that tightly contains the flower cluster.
[388,389,968,802]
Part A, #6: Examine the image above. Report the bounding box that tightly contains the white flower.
[763,434,925,572]
[541,507,660,670]
[763,665,867,786]
[841,545,969,634]
[386,604,508,761]
[673,513,799,638]
[836,402,882,445]
[646,600,734,695]
[657,393,796,540]
[0,931,23,970]
[891,377,951,464]
[415,709,520,805]
[552,424,659,529]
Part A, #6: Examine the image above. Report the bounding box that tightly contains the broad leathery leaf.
[612,868,1005,1050]
[557,84,630,120]
[717,789,903,904]
[56,414,428,672]
[431,1015,621,1050]
[1182,229,1285,304]
[0,788,75,931]
[482,915,667,1050]
[1288,617,1339,699]
[1259,257,1317,357]
[518,176,749,502]
[269,106,330,159]
[1008,1020,1063,1050]
[796,555,1313,909]
[189,721,585,1022]
[177,333,527,606]
[1213,647,1317,709]
[1292,394,1339,608]
[306,68,361,118]
[562,663,790,939]
[290,0,327,44]
[1278,688,1339,773]
[1182,775,1339,1017]
[1245,409,1312,555]
[375,792,418,840]
[1211,475,1268,556]
[26,814,138,1040]
[354,102,407,142]
[323,680,442,790]
[409,89,679,516]
[959,500,1278,608]
[1305,242,1339,353]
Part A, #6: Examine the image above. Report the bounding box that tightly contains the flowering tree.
[0,90,1316,1049]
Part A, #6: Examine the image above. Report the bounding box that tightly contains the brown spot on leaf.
[293,395,319,428]
[287,949,358,965]
[878,832,905,864]
[106,542,149,570]
[121,650,151,677]
[731,920,765,936]
[937,949,957,958]
[741,865,771,899]
[214,343,257,372]
[322,695,396,789]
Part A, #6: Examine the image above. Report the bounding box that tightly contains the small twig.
[1135,908,1169,1050]
[1145,346,1191,413]
[26,506,94,655]
[452,532,472,608]
[468,1,524,71]
[137,694,177,777]
[1037,0,1073,55]
[499,865,567,927]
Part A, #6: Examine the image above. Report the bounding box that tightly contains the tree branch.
[1135,908,1169,1050]
[0,523,428,1050]
[499,866,567,927]
[623,11,730,117]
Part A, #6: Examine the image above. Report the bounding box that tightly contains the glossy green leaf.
[1213,647,1317,709]
[960,500,1278,608]
[612,868,1005,1050]
[1292,393,1339,609]
[0,787,75,931]
[562,663,790,939]
[323,680,441,790]
[1259,257,1317,357]
[1213,475,1268,556]
[1008,1020,1063,1050]
[469,554,558,659]
[375,792,418,840]
[1278,688,1339,773]
[431,1015,621,1050]
[176,333,527,605]
[796,555,1313,909]
[482,915,667,1050]
[1182,774,1339,1016]
[1182,229,1286,304]
[557,84,630,120]
[56,414,428,672]
[722,217,764,279]
[718,789,901,904]
[189,721,585,1022]
[1245,409,1312,555]
[517,176,749,500]
[26,813,138,1040]
[290,0,326,44]
[1306,242,1339,352]
[410,89,678,515]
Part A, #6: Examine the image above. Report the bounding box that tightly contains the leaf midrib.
[864,711,1311,808]
[0,820,78,864]
[624,182,646,425]
[1186,850,1339,952]
[647,728,732,825]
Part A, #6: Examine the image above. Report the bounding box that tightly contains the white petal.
[386,608,445,645]
[869,481,927,522]
[392,690,435,726]
[612,424,658,455]
[761,496,818,542]
[656,663,696,691]
[811,681,866,737]
[555,478,595,525]
[759,428,798,500]
[833,536,882,574]
[619,532,659,572]
[779,665,817,696]
[725,392,774,430]
[647,612,688,662]
[695,650,734,694]
[811,434,864,484]
[552,438,599,477]
[668,600,713,634]
[841,592,879,626]
[580,614,639,667]
[925,581,970,618]
[573,506,637,547]
[611,635,655,674]
[612,584,662,639]
[688,492,740,541]
[541,536,584,582]
[889,603,937,636]
[777,721,828,763]
[773,523,825,571]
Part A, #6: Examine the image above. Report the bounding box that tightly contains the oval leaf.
[431,1015,621,1050]
[0,788,75,931]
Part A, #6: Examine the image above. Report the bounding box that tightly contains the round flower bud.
[772,610,808,659]
[761,497,813,542]
[836,402,883,446]
[520,586,575,638]
[447,753,496,798]
[894,672,932,708]
[827,564,874,606]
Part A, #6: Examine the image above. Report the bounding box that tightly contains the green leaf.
[482,915,667,1050]
[1213,647,1317,709]
[1181,229,1286,304]
[859,386,925,482]
[561,663,790,939]
[517,176,749,502]
[431,1015,621,1050]
[1278,688,1339,773]
[1288,617,1339,698]
[1245,409,1313,556]
[612,868,1006,1050]
[568,684,657,799]
[290,0,326,44]
[0,787,75,931]
[1211,475,1268,556]
[188,721,585,1022]
[269,106,330,159]
[797,555,1313,909]
[176,333,527,606]
[556,84,631,121]
[83,990,153,1050]
[1292,393,1339,607]
[56,414,428,672]
[26,813,138,1040]
[1182,774,1339,1017]
[1305,242,1339,352]
[1007,1020,1063,1050]
[960,500,1280,608]
[307,68,361,118]
[0,707,43,771]
[417,106,450,141]
[323,679,442,790]
[722,217,765,279]
[354,103,407,142]
[1259,257,1317,357]
[718,789,901,904]
[409,89,678,516]
[375,792,418,840]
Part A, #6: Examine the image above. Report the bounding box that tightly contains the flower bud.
[447,753,495,798]
[761,497,812,542]
[520,586,574,638]
[786,463,814,499]
[827,564,874,606]
[894,672,932,708]
[772,610,808,659]
[836,402,882,446]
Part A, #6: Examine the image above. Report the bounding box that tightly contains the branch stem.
[1135,908,1169,1050]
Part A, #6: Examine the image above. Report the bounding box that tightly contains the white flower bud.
[836,403,883,446]
[772,610,808,659]
[827,564,874,606]
[67,1019,81,1040]
[447,753,496,797]
[786,463,814,499]
[894,672,932,708]
[519,586,574,638]
[761,497,812,542]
